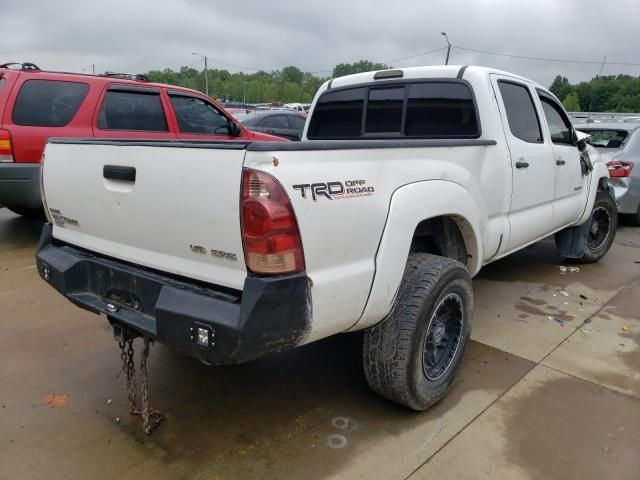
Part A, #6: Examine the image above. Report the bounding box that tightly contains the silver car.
[576,123,640,225]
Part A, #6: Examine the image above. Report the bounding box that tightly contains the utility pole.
[441,32,452,65]
[192,52,209,96]
[588,56,607,122]
[242,82,248,104]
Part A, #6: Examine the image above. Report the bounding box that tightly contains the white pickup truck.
[37,65,616,411]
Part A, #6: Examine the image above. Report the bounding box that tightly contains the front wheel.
[362,253,472,411]
[580,190,618,263]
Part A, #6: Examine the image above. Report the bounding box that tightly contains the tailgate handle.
[103,165,136,182]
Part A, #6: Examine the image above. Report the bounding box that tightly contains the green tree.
[549,75,573,102]
[562,92,581,112]
[332,60,391,78]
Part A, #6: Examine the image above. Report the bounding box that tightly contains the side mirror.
[576,137,588,152]
[230,122,242,137]
[574,129,591,152]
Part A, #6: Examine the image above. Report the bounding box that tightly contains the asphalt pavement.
[1,208,639,480]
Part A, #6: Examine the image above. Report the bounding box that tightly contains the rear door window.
[97,89,168,132]
[307,87,365,139]
[405,82,478,137]
[13,79,89,127]
[498,81,542,143]
[289,115,306,130]
[169,95,229,134]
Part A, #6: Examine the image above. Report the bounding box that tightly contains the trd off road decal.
[292,180,375,201]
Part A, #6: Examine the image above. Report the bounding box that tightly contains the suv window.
[365,87,404,134]
[289,115,306,130]
[263,115,290,129]
[405,82,478,137]
[539,96,574,145]
[13,80,89,127]
[169,95,229,134]
[307,87,365,139]
[498,81,542,143]
[98,90,168,132]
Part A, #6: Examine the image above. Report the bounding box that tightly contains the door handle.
[103,165,136,182]
[556,159,566,166]
[515,161,529,169]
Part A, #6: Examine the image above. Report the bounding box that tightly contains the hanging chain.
[117,335,164,434]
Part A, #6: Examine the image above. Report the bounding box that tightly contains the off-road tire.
[363,253,472,411]
[580,190,618,263]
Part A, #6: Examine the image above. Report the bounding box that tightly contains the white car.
[37,65,614,412]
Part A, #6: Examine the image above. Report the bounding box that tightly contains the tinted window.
[98,90,167,131]
[365,87,403,133]
[539,97,573,145]
[498,81,542,143]
[13,80,88,127]
[307,87,365,139]
[0,78,5,92]
[405,82,478,137]
[263,115,289,129]
[581,129,629,148]
[289,115,306,130]
[169,95,228,134]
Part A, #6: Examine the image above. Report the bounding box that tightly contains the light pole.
[192,52,208,96]
[242,82,248,104]
[441,32,452,65]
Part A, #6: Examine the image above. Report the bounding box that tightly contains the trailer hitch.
[110,318,164,434]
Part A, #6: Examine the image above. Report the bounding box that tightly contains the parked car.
[576,123,640,224]
[237,111,306,140]
[37,66,614,416]
[0,62,283,217]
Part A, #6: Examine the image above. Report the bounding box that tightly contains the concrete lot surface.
[1,208,639,480]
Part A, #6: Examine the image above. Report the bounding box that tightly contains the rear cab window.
[13,79,89,127]
[97,87,168,132]
[307,80,480,140]
[168,94,230,135]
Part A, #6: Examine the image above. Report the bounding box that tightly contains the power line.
[452,46,640,67]
[383,46,447,65]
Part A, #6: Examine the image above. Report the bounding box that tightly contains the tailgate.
[42,140,248,290]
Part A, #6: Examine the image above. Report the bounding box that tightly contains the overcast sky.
[3,0,639,87]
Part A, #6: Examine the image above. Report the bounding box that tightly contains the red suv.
[0,63,283,217]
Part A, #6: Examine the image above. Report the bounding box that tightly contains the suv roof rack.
[101,72,150,82]
[0,62,41,71]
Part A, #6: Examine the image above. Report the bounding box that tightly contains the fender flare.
[350,180,484,331]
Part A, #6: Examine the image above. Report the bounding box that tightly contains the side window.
[365,87,404,134]
[289,115,306,130]
[169,95,229,134]
[263,115,290,129]
[498,81,542,143]
[0,78,6,92]
[405,82,479,137]
[307,87,365,139]
[98,90,168,132]
[13,80,88,127]
[539,96,574,145]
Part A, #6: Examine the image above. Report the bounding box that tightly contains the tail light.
[241,168,305,275]
[607,160,634,177]
[0,129,13,162]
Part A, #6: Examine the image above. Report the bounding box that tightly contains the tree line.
[550,74,640,113]
[145,60,389,104]
[147,60,640,112]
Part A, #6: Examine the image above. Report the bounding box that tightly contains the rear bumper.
[0,163,42,209]
[36,224,311,365]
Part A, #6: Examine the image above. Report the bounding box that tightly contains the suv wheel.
[363,253,472,410]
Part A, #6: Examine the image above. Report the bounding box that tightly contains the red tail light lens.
[0,129,13,162]
[241,168,304,275]
[607,160,634,177]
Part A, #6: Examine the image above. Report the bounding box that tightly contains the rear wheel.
[580,190,617,263]
[363,253,472,410]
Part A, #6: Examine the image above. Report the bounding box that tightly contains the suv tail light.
[0,129,13,162]
[241,168,305,275]
[607,160,634,177]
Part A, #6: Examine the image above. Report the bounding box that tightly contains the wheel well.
[409,216,470,266]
